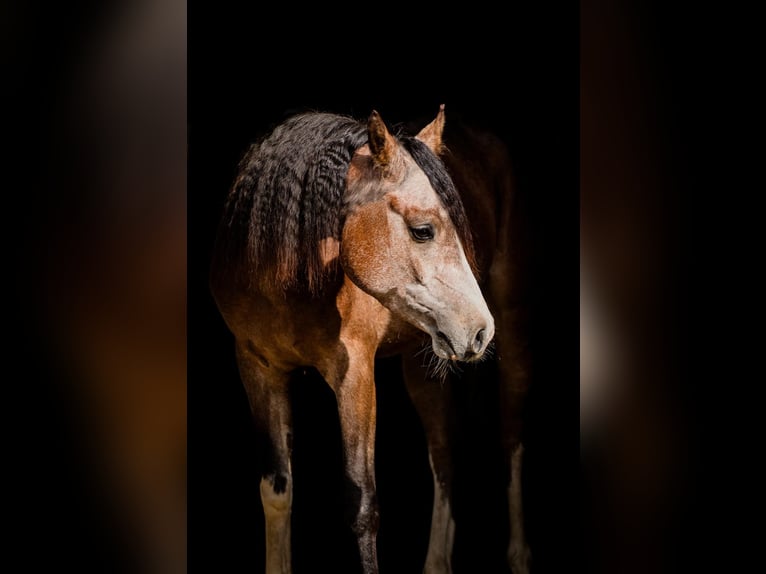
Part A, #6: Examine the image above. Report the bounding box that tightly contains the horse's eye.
[409,225,435,242]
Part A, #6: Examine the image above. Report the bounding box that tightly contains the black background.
[190,4,578,574]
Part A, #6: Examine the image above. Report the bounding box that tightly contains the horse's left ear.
[368,110,399,167]
[416,104,446,155]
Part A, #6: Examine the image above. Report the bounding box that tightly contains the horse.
[210,107,531,574]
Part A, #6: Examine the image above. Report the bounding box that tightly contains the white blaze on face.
[455,238,494,338]
[428,235,494,359]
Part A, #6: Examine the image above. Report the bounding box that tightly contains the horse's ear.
[367,110,398,167]
[416,104,446,155]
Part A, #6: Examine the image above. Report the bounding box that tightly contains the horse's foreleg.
[506,441,529,574]
[402,355,455,574]
[494,307,532,574]
[322,349,379,574]
[236,344,293,574]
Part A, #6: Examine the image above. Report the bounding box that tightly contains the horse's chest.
[376,318,423,358]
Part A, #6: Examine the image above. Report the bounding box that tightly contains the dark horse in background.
[211,107,531,574]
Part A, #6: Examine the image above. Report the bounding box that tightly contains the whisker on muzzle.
[414,340,431,360]
[418,351,464,384]
[480,338,497,362]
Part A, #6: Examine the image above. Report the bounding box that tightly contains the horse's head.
[341,107,494,362]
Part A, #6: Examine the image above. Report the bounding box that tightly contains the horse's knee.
[344,479,379,535]
[356,495,380,537]
[260,473,292,516]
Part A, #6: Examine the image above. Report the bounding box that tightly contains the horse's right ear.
[367,110,398,167]
[416,104,446,155]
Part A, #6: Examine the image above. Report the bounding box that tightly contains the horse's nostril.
[472,328,486,354]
